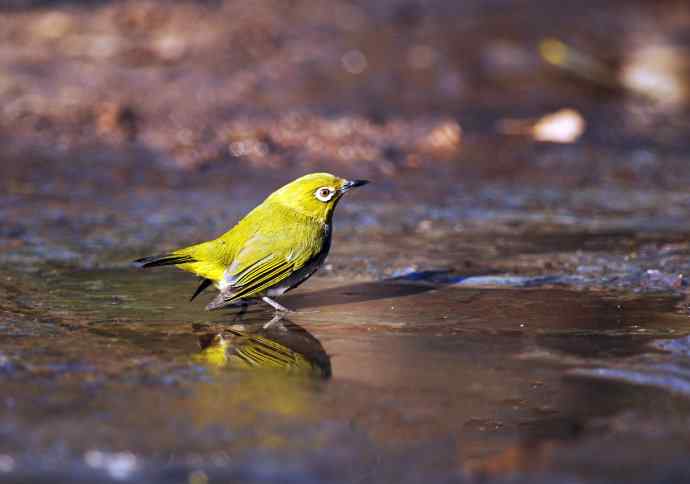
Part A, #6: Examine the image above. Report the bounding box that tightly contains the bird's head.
[267,172,369,222]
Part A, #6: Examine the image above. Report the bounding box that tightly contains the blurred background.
[3,0,690,274]
[2,0,690,194]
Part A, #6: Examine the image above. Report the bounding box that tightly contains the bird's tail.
[133,252,196,268]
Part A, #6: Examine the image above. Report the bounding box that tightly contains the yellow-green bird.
[134,173,368,312]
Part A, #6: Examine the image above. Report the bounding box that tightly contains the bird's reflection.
[194,315,331,379]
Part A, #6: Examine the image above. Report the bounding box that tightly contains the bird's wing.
[220,226,323,303]
[228,253,295,301]
[203,252,295,310]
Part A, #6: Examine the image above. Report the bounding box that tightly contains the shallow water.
[2,264,690,483]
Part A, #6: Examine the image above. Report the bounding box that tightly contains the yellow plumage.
[134,173,368,312]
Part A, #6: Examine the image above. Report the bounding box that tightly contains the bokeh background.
[2,0,690,193]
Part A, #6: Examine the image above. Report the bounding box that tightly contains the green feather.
[134,173,367,309]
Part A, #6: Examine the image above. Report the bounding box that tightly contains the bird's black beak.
[342,179,370,191]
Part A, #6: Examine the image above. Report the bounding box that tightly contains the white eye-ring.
[314,186,336,202]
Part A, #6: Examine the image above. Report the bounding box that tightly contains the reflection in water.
[187,316,332,443]
[194,315,331,378]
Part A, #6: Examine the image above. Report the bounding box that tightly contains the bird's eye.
[314,186,335,202]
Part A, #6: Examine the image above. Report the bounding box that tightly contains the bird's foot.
[262,313,288,330]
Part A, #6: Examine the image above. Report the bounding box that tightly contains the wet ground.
[3,0,690,483]
[3,266,690,483]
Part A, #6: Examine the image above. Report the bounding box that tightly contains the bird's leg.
[261,296,292,313]
[262,313,287,330]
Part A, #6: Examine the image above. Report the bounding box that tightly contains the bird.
[134,172,368,313]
